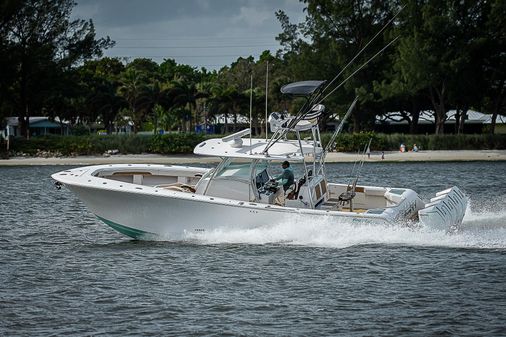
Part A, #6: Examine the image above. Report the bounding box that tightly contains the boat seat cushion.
[364,187,386,196]
[156,182,196,193]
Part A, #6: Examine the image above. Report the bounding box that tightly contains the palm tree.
[168,78,207,132]
[88,80,125,134]
[154,104,179,131]
[77,58,126,134]
[207,84,234,134]
[117,68,149,133]
[145,79,173,133]
[195,81,212,131]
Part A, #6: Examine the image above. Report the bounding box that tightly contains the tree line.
[0,0,504,139]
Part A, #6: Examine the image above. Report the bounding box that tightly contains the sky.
[73,0,307,70]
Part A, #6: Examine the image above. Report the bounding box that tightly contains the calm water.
[1,162,505,336]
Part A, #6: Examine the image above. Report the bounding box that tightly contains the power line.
[107,54,264,58]
[113,44,279,49]
[112,35,276,41]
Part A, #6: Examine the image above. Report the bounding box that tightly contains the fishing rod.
[317,96,358,175]
[317,4,406,102]
[262,35,393,155]
[263,5,404,154]
[317,35,400,105]
[355,138,373,182]
[338,138,373,211]
[324,97,358,154]
[293,4,405,120]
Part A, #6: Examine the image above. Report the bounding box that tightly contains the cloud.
[73,0,306,69]
[75,0,266,27]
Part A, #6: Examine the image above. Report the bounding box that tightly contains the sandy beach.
[0,150,505,166]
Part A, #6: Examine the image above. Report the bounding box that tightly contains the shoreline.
[0,150,505,166]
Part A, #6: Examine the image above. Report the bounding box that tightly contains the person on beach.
[400,143,406,153]
[413,144,418,152]
[366,145,371,159]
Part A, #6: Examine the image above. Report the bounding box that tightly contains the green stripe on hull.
[96,215,150,239]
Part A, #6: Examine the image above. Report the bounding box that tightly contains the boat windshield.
[215,160,251,179]
[255,169,269,188]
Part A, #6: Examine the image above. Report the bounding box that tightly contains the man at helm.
[275,161,295,191]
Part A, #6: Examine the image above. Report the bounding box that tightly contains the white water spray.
[182,201,506,250]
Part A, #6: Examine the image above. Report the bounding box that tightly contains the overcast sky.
[73,0,306,70]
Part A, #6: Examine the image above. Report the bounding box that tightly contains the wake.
[184,204,506,250]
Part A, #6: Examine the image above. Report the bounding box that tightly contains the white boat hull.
[66,183,392,240]
[52,165,400,240]
[52,164,466,240]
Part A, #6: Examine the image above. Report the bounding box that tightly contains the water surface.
[1,162,505,336]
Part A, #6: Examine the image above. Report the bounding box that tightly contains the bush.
[9,132,506,156]
[11,135,60,155]
[11,134,152,155]
[149,133,206,154]
[320,133,506,151]
[321,131,383,152]
[95,134,152,154]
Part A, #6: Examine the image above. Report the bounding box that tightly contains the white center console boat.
[52,81,467,239]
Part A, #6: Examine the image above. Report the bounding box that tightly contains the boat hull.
[66,184,390,240]
[52,164,465,240]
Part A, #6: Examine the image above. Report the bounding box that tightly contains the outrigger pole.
[317,4,405,104]
[262,4,405,155]
[317,97,358,175]
[301,4,405,114]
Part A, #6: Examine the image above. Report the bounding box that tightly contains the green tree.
[277,0,397,131]
[0,0,24,125]
[482,0,506,134]
[160,58,202,83]
[208,84,233,133]
[146,80,173,133]
[1,0,113,138]
[117,68,149,133]
[168,79,202,132]
[79,57,125,134]
[373,0,427,134]
[152,103,178,132]
[126,58,159,76]
[383,0,501,135]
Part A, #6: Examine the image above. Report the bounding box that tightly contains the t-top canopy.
[280,80,326,96]
[194,137,322,161]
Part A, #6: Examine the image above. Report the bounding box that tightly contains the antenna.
[249,72,253,154]
[265,60,269,141]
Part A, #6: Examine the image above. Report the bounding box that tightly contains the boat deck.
[319,197,368,213]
